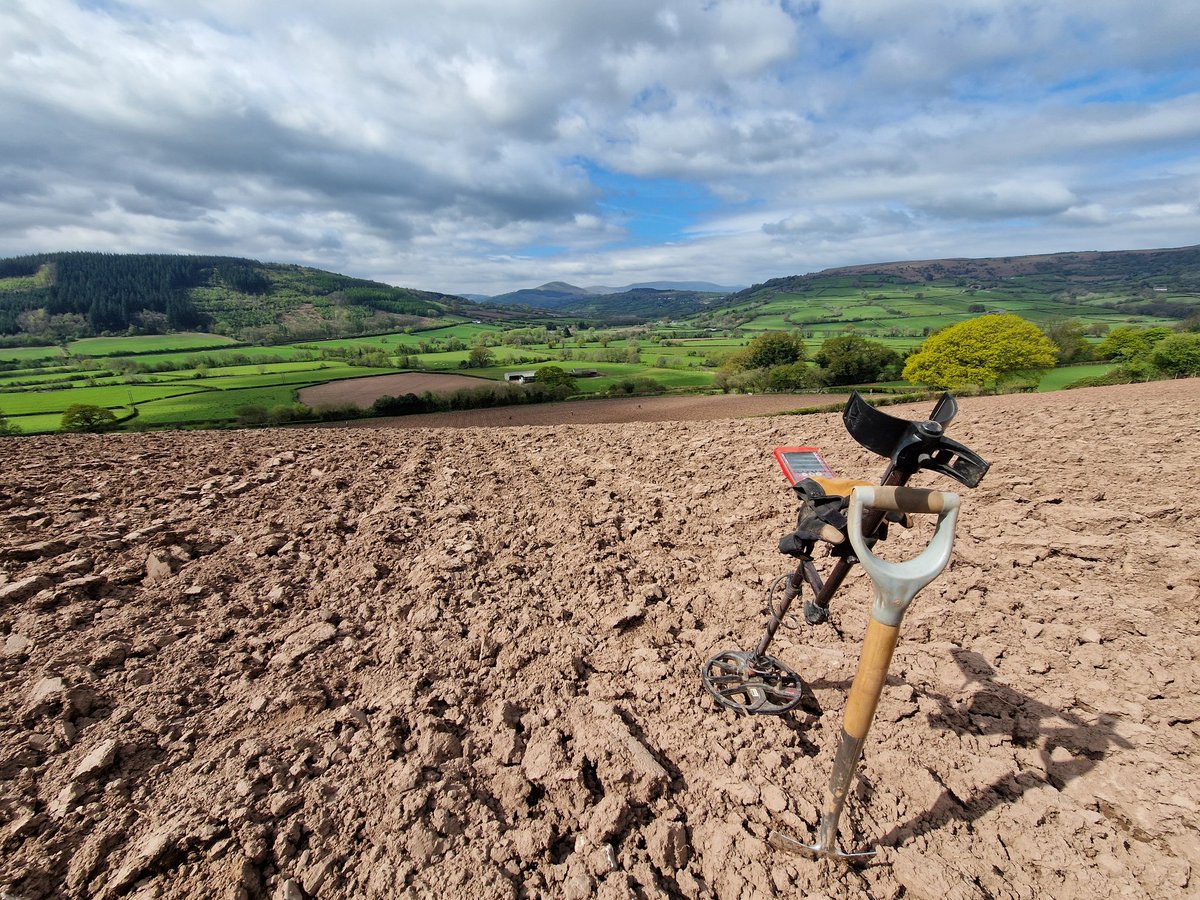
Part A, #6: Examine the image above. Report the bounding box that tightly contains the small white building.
[504,370,538,384]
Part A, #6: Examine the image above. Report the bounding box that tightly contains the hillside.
[485,282,592,308]
[488,282,731,321]
[0,253,499,344]
[554,288,730,322]
[818,244,1200,285]
[687,244,1200,337]
[1,380,1198,898]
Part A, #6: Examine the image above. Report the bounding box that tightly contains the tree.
[534,365,576,393]
[0,410,21,437]
[902,314,1057,390]
[1040,318,1091,365]
[724,331,806,372]
[61,404,118,432]
[467,347,494,368]
[1149,333,1200,377]
[814,334,901,386]
[766,361,817,391]
[1094,326,1173,362]
[234,404,269,426]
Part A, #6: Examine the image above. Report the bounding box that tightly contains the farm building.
[504,371,538,384]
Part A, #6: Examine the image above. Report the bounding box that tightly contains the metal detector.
[700,392,989,859]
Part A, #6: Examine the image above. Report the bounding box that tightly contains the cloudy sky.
[2,1,1198,295]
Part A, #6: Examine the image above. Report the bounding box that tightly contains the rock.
[564,873,595,900]
[646,817,690,872]
[0,575,53,605]
[587,843,618,877]
[567,701,670,803]
[29,675,65,705]
[59,574,108,595]
[268,792,302,817]
[73,738,119,780]
[3,539,72,561]
[276,877,303,900]
[143,546,190,585]
[270,622,337,668]
[4,633,31,657]
[90,642,130,669]
[300,853,337,895]
[103,821,186,896]
[586,794,631,844]
[255,533,289,556]
[49,782,85,818]
[603,601,645,631]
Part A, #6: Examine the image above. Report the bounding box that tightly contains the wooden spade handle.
[843,618,901,740]
[858,485,953,515]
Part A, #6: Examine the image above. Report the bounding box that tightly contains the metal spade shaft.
[775,486,960,861]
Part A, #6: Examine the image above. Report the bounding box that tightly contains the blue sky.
[1,0,1198,295]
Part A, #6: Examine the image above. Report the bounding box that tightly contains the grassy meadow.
[0,273,1177,433]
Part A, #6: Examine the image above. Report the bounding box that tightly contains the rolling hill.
[0,252,510,345]
[684,244,1200,337]
[486,280,737,320]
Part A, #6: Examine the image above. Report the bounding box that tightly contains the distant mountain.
[583,280,740,294]
[732,245,1200,300]
[554,288,732,322]
[487,281,593,308]
[484,279,739,318]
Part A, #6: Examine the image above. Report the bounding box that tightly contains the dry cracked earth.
[1,379,1198,900]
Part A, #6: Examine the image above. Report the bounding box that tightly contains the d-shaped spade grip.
[847,486,960,627]
[770,485,961,863]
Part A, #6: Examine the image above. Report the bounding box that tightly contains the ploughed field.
[1,380,1198,899]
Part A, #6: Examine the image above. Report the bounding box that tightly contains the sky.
[1,1,1198,296]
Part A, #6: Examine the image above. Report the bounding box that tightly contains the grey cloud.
[0,0,1198,295]
[914,180,1078,220]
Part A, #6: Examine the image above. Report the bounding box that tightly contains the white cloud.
[0,0,1197,294]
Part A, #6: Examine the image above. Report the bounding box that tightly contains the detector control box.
[773,446,836,485]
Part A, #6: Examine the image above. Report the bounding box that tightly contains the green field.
[0,347,401,431]
[67,333,241,356]
[0,345,66,363]
[0,282,1188,434]
[693,276,1190,348]
[294,322,494,352]
[0,383,212,416]
[1036,363,1117,391]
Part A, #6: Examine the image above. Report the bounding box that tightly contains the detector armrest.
[842,392,990,488]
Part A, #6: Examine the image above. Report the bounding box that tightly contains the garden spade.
[770,484,960,862]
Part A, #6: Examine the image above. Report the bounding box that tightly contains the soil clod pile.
[2,380,1198,899]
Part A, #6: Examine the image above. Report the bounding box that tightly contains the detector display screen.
[773,446,835,484]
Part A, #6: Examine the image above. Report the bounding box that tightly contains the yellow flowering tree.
[903,314,1057,390]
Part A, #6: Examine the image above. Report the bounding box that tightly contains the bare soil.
[298,373,495,408]
[2,379,1198,899]
[352,393,850,429]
